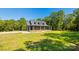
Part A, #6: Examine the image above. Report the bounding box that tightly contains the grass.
[0,31,79,51]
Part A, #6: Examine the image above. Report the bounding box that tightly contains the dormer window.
[38,22,40,24]
[42,23,44,25]
[34,22,36,24]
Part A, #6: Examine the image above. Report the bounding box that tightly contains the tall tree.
[18,18,26,31]
[63,14,75,30]
[3,19,16,31]
[50,10,64,30]
[57,10,64,30]
[73,9,79,31]
[0,20,5,31]
[43,16,51,25]
[50,12,58,30]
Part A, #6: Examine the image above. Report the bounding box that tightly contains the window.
[42,23,44,25]
[38,22,40,24]
[34,22,36,24]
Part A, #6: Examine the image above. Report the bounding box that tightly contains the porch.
[27,26,51,31]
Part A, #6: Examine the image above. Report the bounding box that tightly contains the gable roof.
[27,21,48,26]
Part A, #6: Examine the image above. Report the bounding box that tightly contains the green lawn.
[0,31,79,51]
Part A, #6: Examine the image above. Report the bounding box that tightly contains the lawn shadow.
[24,39,75,51]
[14,31,79,51]
[44,32,79,44]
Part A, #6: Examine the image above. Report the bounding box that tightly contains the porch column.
[28,26,29,31]
[27,26,28,31]
[48,26,50,30]
[33,26,34,30]
[40,26,41,30]
[28,26,30,31]
[44,26,45,30]
[50,26,52,30]
[49,26,52,30]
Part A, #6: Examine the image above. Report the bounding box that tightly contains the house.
[26,20,51,31]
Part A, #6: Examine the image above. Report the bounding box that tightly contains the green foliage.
[0,18,27,31]
[18,18,26,31]
[73,9,79,31]
[43,16,51,25]
[63,14,75,30]
[43,9,79,31]
[44,10,64,30]
[0,20,5,31]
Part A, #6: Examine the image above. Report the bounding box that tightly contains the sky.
[0,8,75,20]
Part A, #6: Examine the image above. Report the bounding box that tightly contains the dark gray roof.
[27,21,48,26]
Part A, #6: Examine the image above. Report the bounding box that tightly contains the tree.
[50,10,64,30]
[18,18,26,31]
[0,18,27,31]
[50,12,58,30]
[3,19,16,31]
[43,16,51,25]
[0,20,5,31]
[63,14,75,30]
[73,9,79,31]
[57,10,64,30]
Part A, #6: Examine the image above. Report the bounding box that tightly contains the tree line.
[0,8,79,31]
[36,8,79,31]
[0,18,26,31]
